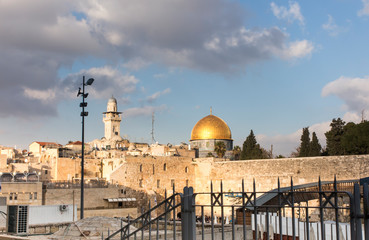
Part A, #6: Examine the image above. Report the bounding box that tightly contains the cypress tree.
[299,127,310,157]
[241,130,263,160]
[325,118,345,155]
[309,132,321,156]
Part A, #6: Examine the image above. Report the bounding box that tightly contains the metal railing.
[44,179,110,189]
[105,178,369,240]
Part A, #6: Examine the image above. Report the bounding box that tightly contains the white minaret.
[103,96,122,140]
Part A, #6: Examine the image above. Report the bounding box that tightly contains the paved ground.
[27,216,136,240]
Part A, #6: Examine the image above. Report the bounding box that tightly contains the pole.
[81,76,85,219]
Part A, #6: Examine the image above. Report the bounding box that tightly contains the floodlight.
[83,93,89,98]
[77,88,82,97]
[86,78,94,86]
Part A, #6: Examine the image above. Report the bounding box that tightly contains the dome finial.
[210,106,212,115]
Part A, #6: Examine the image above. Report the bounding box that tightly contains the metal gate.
[106,178,369,240]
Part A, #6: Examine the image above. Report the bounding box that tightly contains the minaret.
[103,96,122,140]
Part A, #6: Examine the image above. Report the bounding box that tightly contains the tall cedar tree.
[240,130,263,160]
[299,127,310,157]
[325,118,345,155]
[309,132,322,156]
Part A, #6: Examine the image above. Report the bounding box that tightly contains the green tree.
[341,121,369,154]
[232,145,241,160]
[325,118,345,155]
[299,127,310,157]
[240,130,263,160]
[207,152,214,157]
[214,141,227,158]
[309,132,321,156]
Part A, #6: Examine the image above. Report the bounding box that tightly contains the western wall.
[111,154,369,198]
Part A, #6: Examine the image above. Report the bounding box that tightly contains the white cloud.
[124,105,168,117]
[22,66,139,104]
[257,121,330,157]
[271,1,304,25]
[123,58,150,71]
[0,0,314,117]
[23,88,57,102]
[322,15,347,36]
[322,76,369,112]
[146,88,171,103]
[358,0,369,16]
[280,40,314,59]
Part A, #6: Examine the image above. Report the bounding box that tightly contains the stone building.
[90,96,129,150]
[190,110,233,158]
[29,142,62,157]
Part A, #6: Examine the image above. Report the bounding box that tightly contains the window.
[186,179,189,187]
[44,170,48,175]
[139,179,143,188]
[185,167,188,173]
[9,193,13,201]
[120,189,126,194]
[140,164,143,172]
[164,163,167,171]
[34,192,37,200]
[157,179,160,188]
[14,194,18,201]
[29,193,32,200]
[153,165,155,174]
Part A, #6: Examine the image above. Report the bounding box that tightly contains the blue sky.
[1,0,369,156]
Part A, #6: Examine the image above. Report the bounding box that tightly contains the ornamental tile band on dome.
[190,114,232,141]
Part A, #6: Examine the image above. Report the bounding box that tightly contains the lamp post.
[77,75,94,219]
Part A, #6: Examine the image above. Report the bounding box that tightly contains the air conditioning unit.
[59,205,68,212]
[7,205,29,234]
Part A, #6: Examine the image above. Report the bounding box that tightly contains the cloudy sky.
[1,0,369,156]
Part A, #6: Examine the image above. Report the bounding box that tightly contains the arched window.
[153,165,155,174]
[140,164,143,172]
[164,163,167,171]
[185,167,188,173]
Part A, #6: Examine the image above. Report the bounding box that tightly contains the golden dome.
[191,114,232,141]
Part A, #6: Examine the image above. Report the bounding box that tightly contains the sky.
[1,0,369,156]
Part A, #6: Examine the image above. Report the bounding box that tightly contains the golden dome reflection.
[190,114,232,141]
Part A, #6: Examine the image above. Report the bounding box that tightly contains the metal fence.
[44,179,110,189]
[105,178,369,240]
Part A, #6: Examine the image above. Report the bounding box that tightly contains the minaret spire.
[210,106,212,115]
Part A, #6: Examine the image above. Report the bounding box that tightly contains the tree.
[207,152,214,157]
[240,130,263,160]
[232,145,241,160]
[299,127,310,157]
[214,141,226,158]
[309,132,321,156]
[341,121,369,154]
[325,118,345,155]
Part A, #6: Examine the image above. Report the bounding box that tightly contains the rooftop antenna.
[151,111,156,144]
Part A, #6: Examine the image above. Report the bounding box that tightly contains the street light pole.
[77,75,94,219]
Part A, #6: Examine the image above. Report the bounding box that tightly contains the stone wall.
[109,154,369,211]
[111,156,195,195]
[193,155,369,193]
[1,182,42,205]
[44,186,121,209]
